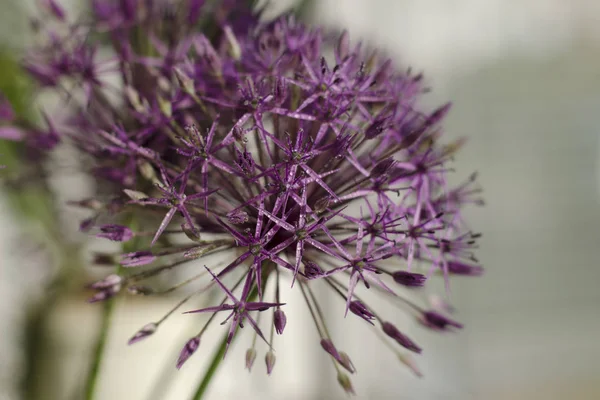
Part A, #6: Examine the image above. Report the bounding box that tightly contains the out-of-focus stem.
[83,297,116,400]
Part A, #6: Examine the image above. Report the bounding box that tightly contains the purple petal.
[227,209,249,224]
[447,260,484,276]
[88,274,122,290]
[120,251,156,267]
[151,207,177,246]
[421,311,463,331]
[176,337,201,369]
[273,309,287,334]
[392,271,427,287]
[245,348,257,371]
[381,322,422,353]
[348,301,375,325]
[97,224,133,242]
[128,322,157,345]
[265,351,276,375]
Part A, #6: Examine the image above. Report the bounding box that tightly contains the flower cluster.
[13,0,483,393]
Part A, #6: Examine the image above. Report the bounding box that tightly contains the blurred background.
[1,0,600,399]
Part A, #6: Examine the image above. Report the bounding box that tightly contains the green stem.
[84,297,116,400]
[189,286,259,400]
[190,332,229,400]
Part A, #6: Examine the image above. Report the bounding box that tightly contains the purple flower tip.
[320,339,355,373]
[320,338,338,357]
[381,322,422,354]
[422,311,463,331]
[304,261,323,279]
[87,274,122,303]
[128,322,158,345]
[349,301,375,324]
[447,261,484,276]
[176,337,200,369]
[338,352,356,374]
[274,309,287,335]
[245,348,257,371]
[392,271,427,287]
[42,0,66,20]
[97,224,134,242]
[88,274,122,290]
[79,217,96,232]
[120,251,156,267]
[227,209,249,224]
[265,351,276,375]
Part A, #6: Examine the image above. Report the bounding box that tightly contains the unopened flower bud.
[120,251,156,267]
[304,261,322,279]
[349,301,375,324]
[381,322,422,353]
[337,372,355,395]
[223,25,241,60]
[176,337,200,369]
[128,322,158,345]
[338,352,355,373]
[157,96,172,118]
[265,351,276,375]
[123,189,149,201]
[245,348,257,371]
[182,222,201,242]
[97,224,133,242]
[447,261,483,276]
[421,311,463,331]
[273,309,287,335]
[227,210,249,224]
[88,274,122,290]
[393,271,426,287]
[174,68,196,96]
[397,352,423,378]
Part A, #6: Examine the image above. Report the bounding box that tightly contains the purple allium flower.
[11,0,484,392]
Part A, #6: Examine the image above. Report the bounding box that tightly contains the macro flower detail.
[12,0,484,394]
[393,270,427,287]
[176,336,201,370]
[96,224,134,242]
[421,311,464,331]
[381,322,422,354]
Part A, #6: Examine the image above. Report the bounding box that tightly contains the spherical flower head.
[13,1,484,394]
